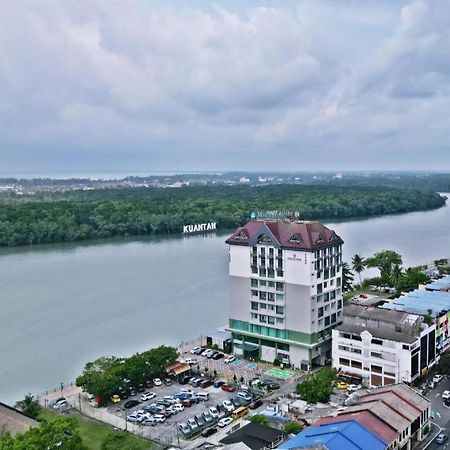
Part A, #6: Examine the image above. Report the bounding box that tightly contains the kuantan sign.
[183,222,217,233]
[251,210,300,220]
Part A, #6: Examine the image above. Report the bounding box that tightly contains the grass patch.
[39,409,153,450]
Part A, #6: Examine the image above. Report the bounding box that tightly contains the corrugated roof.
[279,419,387,450]
[426,275,450,291]
[316,411,398,445]
[225,220,343,250]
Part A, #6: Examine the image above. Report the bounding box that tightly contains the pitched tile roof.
[226,220,343,250]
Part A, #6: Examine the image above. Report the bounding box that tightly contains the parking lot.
[102,377,262,444]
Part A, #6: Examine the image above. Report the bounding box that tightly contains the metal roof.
[426,275,450,291]
[279,419,387,450]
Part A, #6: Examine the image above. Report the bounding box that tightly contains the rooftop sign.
[250,210,300,220]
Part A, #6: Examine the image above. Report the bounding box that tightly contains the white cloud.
[0,0,449,171]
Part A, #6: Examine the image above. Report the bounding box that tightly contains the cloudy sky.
[1,0,449,174]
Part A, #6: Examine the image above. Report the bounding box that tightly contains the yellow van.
[231,406,248,420]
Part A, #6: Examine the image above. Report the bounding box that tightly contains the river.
[1,196,449,405]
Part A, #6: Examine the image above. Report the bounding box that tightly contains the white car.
[433,375,443,383]
[222,400,235,412]
[209,406,220,418]
[153,414,166,423]
[442,391,450,400]
[224,355,236,363]
[153,378,162,386]
[202,349,214,358]
[141,392,156,401]
[173,403,184,412]
[190,346,201,354]
[218,417,233,427]
[347,384,361,392]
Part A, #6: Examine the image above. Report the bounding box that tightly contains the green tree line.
[0,185,445,247]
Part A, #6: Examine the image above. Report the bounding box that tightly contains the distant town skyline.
[1,0,449,172]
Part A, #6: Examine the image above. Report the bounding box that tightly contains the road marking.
[436,393,441,398]
[437,412,442,418]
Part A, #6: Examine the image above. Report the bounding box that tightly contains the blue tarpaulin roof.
[426,275,450,291]
[380,289,450,317]
[279,419,387,450]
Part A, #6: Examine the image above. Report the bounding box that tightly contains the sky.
[1,0,450,174]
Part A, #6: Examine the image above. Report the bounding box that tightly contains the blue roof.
[380,289,450,317]
[426,275,450,291]
[279,419,386,450]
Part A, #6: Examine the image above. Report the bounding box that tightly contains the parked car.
[190,346,201,354]
[145,380,154,388]
[249,399,263,409]
[444,399,450,408]
[224,355,236,363]
[182,399,193,407]
[179,423,192,435]
[124,399,140,409]
[222,384,236,392]
[265,382,280,390]
[201,427,218,437]
[142,417,157,426]
[433,374,443,383]
[153,378,162,386]
[179,375,191,385]
[214,380,225,388]
[137,384,145,392]
[222,400,235,412]
[237,391,252,402]
[187,418,199,432]
[203,412,214,423]
[209,406,220,418]
[436,434,448,445]
[153,414,166,423]
[164,378,172,386]
[212,352,225,360]
[442,391,450,400]
[110,395,121,404]
[218,417,233,427]
[196,414,206,427]
[141,392,156,401]
[347,384,361,392]
[119,390,129,399]
[200,379,213,389]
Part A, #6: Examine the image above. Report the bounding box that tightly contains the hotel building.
[226,220,344,369]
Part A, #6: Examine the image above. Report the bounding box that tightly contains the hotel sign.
[251,210,300,220]
[183,222,217,233]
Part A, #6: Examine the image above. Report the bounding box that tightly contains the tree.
[0,416,86,450]
[249,415,270,426]
[390,264,404,290]
[15,394,41,420]
[296,367,337,404]
[395,267,429,292]
[366,250,403,285]
[342,262,354,292]
[351,254,366,286]
[284,421,302,435]
[438,352,450,374]
[423,309,434,326]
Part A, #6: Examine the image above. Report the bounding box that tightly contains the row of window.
[317,290,340,303]
[338,358,396,378]
[250,313,284,325]
[315,256,342,270]
[318,301,341,317]
[251,266,284,278]
[318,267,337,280]
[317,311,342,328]
[252,246,283,258]
[314,246,342,259]
[251,302,284,314]
[317,278,341,294]
[251,279,284,290]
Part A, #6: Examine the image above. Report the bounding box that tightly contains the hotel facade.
[226,220,344,369]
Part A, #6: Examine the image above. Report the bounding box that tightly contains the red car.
[181,400,192,407]
[221,385,236,392]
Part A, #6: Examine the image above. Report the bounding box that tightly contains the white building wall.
[229,245,251,278]
[261,345,277,362]
[284,249,314,286]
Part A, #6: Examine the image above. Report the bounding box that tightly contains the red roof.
[225,220,343,250]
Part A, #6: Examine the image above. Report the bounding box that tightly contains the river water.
[1,196,449,405]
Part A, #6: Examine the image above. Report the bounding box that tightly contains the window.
[324,281,328,288]
[371,365,382,374]
[324,293,330,302]
[277,249,283,258]
[318,307,324,318]
[371,352,383,359]
[402,344,410,350]
[337,300,342,309]
[371,338,383,346]
[351,360,362,369]
[251,279,258,288]
[268,316,275,325]
[324,268,329,280]
[276,318,284,324]
[251,313,258,319]
[259,291,267,300]
[268,292,274,302]
[276,282,284,292]
[268,281,275,287]
[260,280,266,286]
[251,290,258,297]
[330,290,336,300]
[339,358,350,366]
[251,302,258,310]
[317,283,323,294]
[325,316,330,326]
[276,293,284,301]
[276,306,284,315]
[337,277,341,287]
[260,247,266,256]
[259,314,267,323]
[252,266,258,274]
[268,304,274,311]
[276,269,283,277]
[330,267,336,278]
[331,313,336,324]
[260,303,267,309]
[259,268,266,277]
[317,294,323,303]
[269,248,274,256]
[268,268,275,278]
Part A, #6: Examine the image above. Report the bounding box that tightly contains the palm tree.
[351,254,366,286]
[342,262,354,292]
[15,394,41,419]
[390,264,404,289]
